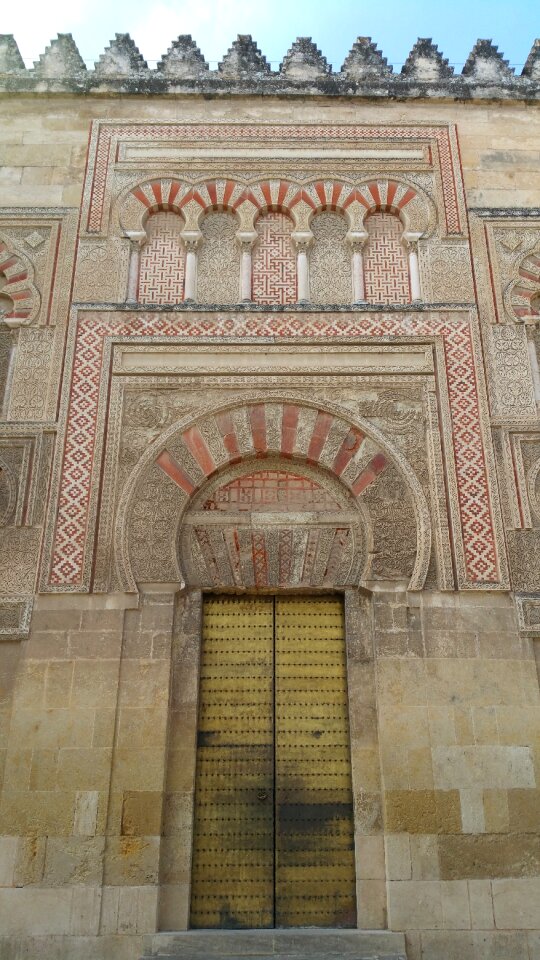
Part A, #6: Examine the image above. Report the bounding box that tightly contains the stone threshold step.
[141,930,407,960]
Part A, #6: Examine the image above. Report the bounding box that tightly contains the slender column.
[403,232,422,302]
[347,232,368,302]
[126,241,141,304]
[241,243,253,301]
[352,247,364,302]
[184,242,198,302]
[408,243,421,302]
[297,247,310,302]
[291,231,313,303]
[236,230,257,302]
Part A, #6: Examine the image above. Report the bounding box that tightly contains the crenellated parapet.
[0,32,539,98]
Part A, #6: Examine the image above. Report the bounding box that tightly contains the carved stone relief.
[506,530,540,592]
[309,212,352,305]
[180,458,367,589]
[0,208,77,327]
[471,215,540,325]
[7,327,56,421]
[486,324,537,421]
[197,212,241,304]
[0,458,17,526]
[73,236,130,303]
[0,528,41,593]
[424,238,475,303]
[0,427,54,619]
[0,324,13,413]
[104,392,433,595]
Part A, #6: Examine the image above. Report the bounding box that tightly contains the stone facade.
[0,30,539,960]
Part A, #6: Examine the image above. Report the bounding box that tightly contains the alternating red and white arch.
[0,239,40,326]
[125,176,420,226]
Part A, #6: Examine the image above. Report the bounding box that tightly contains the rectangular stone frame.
[41,307,507,593]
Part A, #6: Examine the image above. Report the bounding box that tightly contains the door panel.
[274,597,357,928]
[190,596,275,929]
[191,595,356,929]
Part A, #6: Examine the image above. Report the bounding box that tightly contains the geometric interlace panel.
[138,211,185,304]
[252,213,297,304]
[363,211,410,304]
[190,595,357,929]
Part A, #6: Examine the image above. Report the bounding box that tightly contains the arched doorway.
[117,398,429,931]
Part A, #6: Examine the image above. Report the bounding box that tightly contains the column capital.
[236,230,257,250]
[181,229,202,251]
[402,230,422,250]
[125,230,146,248]
[347,230,369,251]
[292,231,313,252]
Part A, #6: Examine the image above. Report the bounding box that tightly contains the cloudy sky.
[3,0,537,71]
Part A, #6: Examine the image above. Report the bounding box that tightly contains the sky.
[3,0,538,72]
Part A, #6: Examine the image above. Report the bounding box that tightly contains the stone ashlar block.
[121,791,162,837]
[507,788,540,832]
[71,660,119,708]
[102,836,160,886]
[432,745,535,790]
[0,790,75,835]
[56,747,112,792]
[468,878,495,930]
[159,835,191,885]
[387,879,470,930]
[0,887,74,935]
[384,789,462,834]
[43,836,105,886]
[439,833,540,879]
[492,878,540,929]
[419,930,530,960]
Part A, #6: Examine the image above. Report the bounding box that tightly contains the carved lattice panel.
[252,213,297,304]
[138,212,185,304]
[363,211,410,304]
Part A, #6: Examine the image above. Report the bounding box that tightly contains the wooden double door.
[190,595,357,929]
